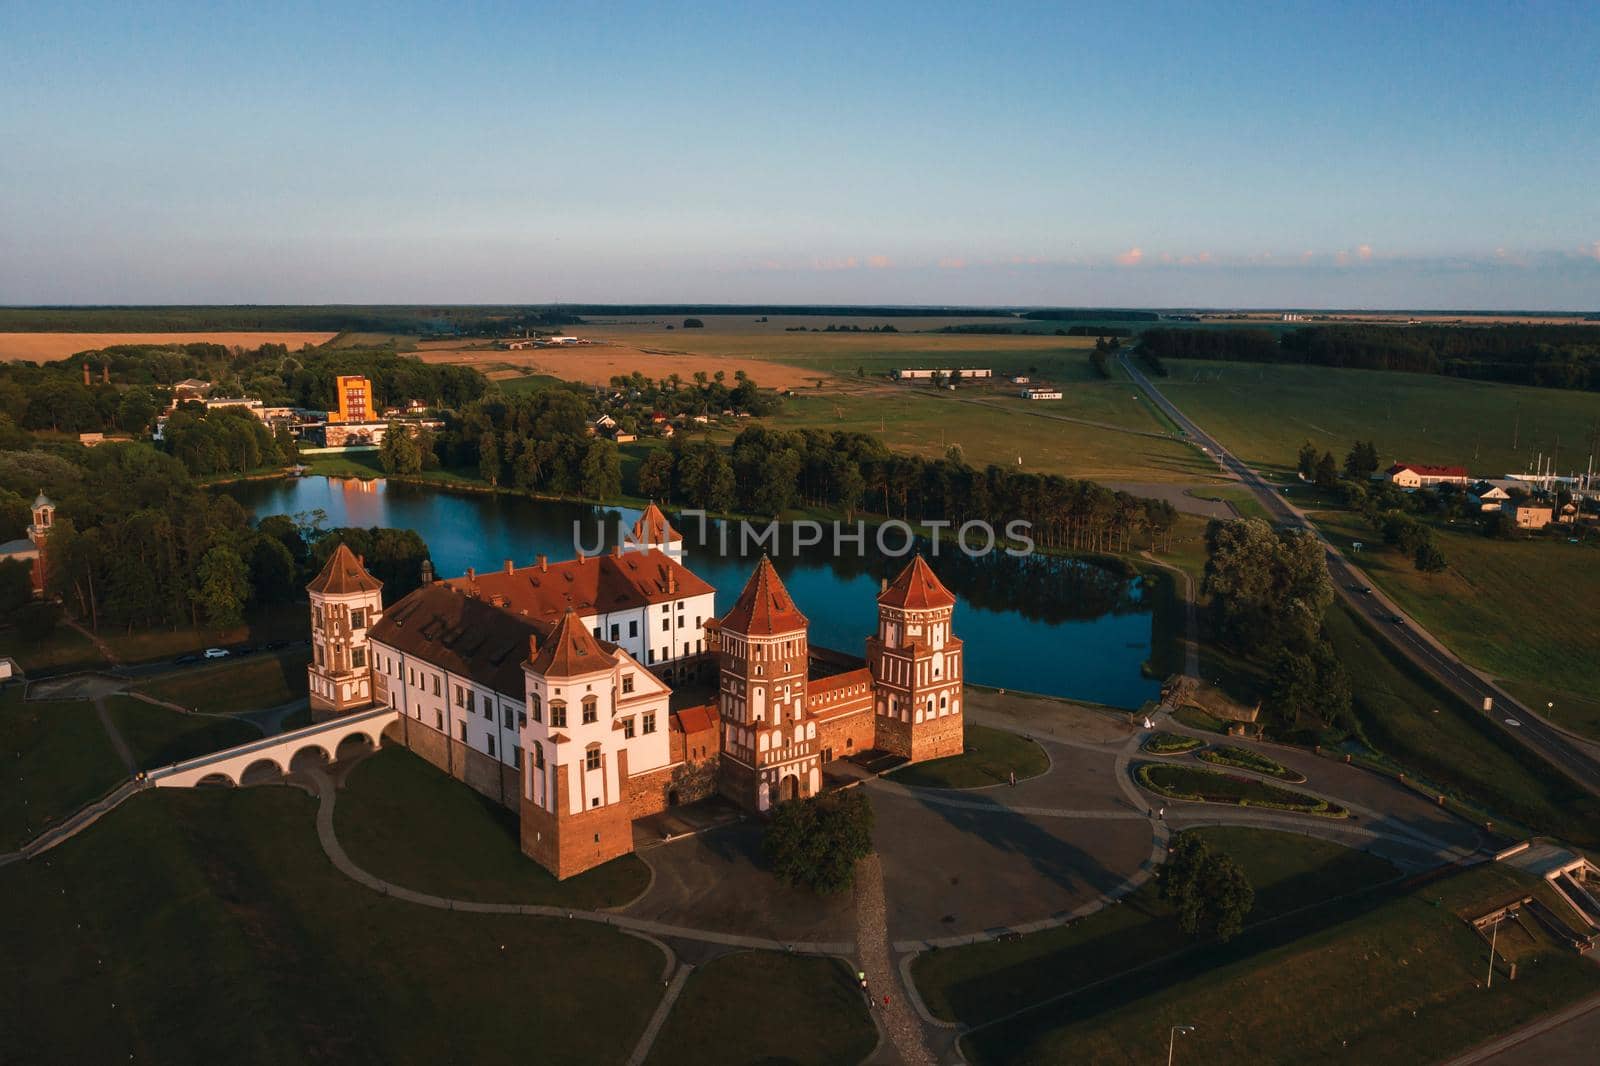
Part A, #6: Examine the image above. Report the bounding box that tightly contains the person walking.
[1158,805,1166,822]
[1008,769,1016,787]
[858,970,870,1005]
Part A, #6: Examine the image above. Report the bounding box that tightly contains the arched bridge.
[146,707,399,789]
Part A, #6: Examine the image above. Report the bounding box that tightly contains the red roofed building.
[1384,463,1470,489]
[307,543,386,715]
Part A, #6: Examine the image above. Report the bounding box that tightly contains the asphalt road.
[1120,352,1600,798]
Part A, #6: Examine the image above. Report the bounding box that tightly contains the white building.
[1384,463,1470,489]
[893,368,993,380]
[1020,387,1063,400]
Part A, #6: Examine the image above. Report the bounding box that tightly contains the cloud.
[1358,243,1374,261]
[1587,241,1600,261]
[937,257,966,269]
[866,255,892,270]
[812,256,859,271]
[1115,246,1144,266]
[1334,250,1351,266]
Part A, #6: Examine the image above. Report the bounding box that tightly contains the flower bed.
[1196,745,1307,783]
[1141,732,1204,756]
[1136,762,1345,817]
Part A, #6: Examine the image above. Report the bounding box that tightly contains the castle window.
[610,624,619,641]
[486,736,496,758]
[314,646,324,667]
[630,620,638,637]
[457,721,467,741]
[586,748,602,771]
[661,618,669,632]
[350,608,366,630]
[465,690,475,713]
[642,711,657,734]
[433,676,441,697]
[622,674,634,694]
[593,626,602,639]
[582,696,598,725]
[351,647,366,668]
[550,702,567,728]
[531,694,542,722]
[436,711,443,730]
[647,649,655,664]
[513,747,522,770]
[623,717,635,738]
[534,742,545,769]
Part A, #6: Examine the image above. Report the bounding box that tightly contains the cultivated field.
[1160,359,1600,477]
[412,340,827,391]
[0,332,338,362]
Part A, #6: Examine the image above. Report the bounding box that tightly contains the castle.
[305,504,966,879]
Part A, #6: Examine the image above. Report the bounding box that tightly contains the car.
[263,639,289,651]
[1360,586,1373,595]
[203,647,230,659]
[1389,614,1405,625]
[171,654,200,666]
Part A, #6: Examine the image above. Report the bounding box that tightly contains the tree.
[1313,451,1339,489]
[0,557,32,613]
[637,448,674,501]
[1344,440,1379,480]
[682,318,704,329]
[762,790,874,894]
[478,431,500,486]
[195,545,249,629]
[1296,441,1318,478]
[1156,831,1255,941]
[578,439,622,501]
[378,423,422,475]
[1414,537,1448,573]
[116,388,156,434]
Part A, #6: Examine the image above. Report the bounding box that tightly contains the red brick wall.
[817,708,874,759]
[519,751,637,880]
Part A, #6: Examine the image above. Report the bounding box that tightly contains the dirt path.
[93,695,137,774]
[63,619,119,667]
[854,853,937,1064]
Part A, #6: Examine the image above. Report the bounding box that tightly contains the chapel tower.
[866,555,965,762]
[27,491,54,593]
[306,543,384,718]
[713,557,819,812]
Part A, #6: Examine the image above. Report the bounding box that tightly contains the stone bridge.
[146,707,399,788]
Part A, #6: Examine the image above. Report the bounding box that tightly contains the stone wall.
[396,714,517,811]
[519,750,636,880]
[816,708,875,760]
[910,707,965,763]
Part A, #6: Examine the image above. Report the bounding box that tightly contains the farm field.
[0,787,664,1065]
[1313,510,1600,741]
[1159,359,1600,478]
[961,861,1600,1066]
[0,332,337,362]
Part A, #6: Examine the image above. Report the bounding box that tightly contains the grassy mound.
[1196,744,1306,782]
[1142,731,1203,755]
[1136,762,1343,816]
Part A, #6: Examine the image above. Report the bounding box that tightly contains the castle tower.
[628,502,684,561]
[306,543,384,718]
[714,557,819,812]
[518,609,636,879]
[867,555,965,763]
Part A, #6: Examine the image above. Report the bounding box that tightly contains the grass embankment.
[1324,603,1600,848]
[644,952,876,1066]
[0,689,127,850]
[914,827,1398,1027]
[96,601,308,665]
[1196,745,1305,782]
[1315,509,1600,741]
[334,746,649,908]
[102,696,259,770]
[1171,706,1227,734]
[1159,358,1600,478]
[890,724,1049,789]
[961,861,1600,1065]
[1136,763,1342,816]
[0,605,106,675]
[0,787,663,1064]
[1142,732,1202,755]
[136,651,309,715]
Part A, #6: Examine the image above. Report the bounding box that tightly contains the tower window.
[642,712,657,734]
[550,702,567,728]
[622,674,634,694]
[582,697,598,725]
[586,748,602,771]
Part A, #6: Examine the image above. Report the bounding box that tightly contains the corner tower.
[867,555,965,763]
[306,543,384,718]
[714,557,818,812]
[26,491,54,593]
[629,502,684,561]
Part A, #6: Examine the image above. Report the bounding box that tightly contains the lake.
[222,476,1162,708]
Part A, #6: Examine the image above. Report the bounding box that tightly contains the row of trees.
[165,407,299,477]
[633,428,1180,555]
[1141,325,1600,391]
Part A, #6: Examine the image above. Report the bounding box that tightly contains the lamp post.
[1487,911,1518,989]
[1168,1024,1196,1066]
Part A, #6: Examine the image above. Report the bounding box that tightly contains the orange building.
[329,375,375,423]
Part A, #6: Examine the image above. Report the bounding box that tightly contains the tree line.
[1140,325,1600,391]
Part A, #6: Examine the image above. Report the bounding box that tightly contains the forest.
[1139,324,1600,390]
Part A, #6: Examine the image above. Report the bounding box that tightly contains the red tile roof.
[529,608,611,678]
[718,556,808,637]
[877,555,955,611]
[1388,463,1469,478]
[672,703,717,735]
[306,543,383,595]
[631,503,682,544]
[442,549,712,622]
[368,583,544,697]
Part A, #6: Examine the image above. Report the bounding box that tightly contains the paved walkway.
[625,962,695,1066]
[854,852,937,1065]
[1443,988,1600,1065]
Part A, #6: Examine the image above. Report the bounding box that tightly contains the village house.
[1020,387,1063,400]
[1515,504,1554,530]
[1384,463,1471,489]
[1468,481,1512,512]
[304,504,966,879]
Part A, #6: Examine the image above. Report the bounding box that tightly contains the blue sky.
[2,1,1596,308]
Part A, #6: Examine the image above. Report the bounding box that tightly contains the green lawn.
[334,745,650,908]
[1324,603,1600,847]
[913,827,1398,1027]
[890,723,1050,789]
[1137,762,1340,814]
[1159,358,1600,478]
[1171,705,1227,734]
[644,952,876,1066]
[1142,732,1203,754]
[0,604,105,674]
[963,862,1600,1066]
[102,696,260,770]
[0,787,663,1065]
[758,387,1216,484]
[0,689,128,851]
[97,601,307,664]
[1314,509,1600,740]
[136,651,309,714]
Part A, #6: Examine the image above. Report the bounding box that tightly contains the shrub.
[1196,745,1307,783]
